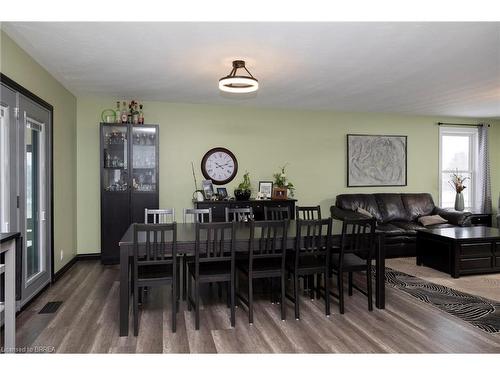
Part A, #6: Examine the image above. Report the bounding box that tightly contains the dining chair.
[264,206,290,221]
[225,207,253,222]
[296,205,322,220]
[145,208,175,224]
[331,216,376,314]
[183,208,212,223]
[187,222,237,330]
[287,218,332,320]
[236,220,288,323]
[132,223,178,335]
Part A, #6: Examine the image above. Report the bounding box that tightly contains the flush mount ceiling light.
[218,60,259,93]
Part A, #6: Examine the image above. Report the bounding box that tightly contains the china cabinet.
[100,123,159,264]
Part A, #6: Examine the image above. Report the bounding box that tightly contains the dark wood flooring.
[5,260,500,353]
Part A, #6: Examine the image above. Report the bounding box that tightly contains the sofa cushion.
[374,194,409,223]
[401,193,436,221]
[391,221,422,232]
[335,194,383,222]
[375,223,407,234]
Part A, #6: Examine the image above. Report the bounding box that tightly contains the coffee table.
[416,226,500,278]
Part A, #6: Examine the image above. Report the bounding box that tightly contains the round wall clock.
[201,147,238,185]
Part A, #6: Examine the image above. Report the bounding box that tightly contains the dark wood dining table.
[118,220,386,336]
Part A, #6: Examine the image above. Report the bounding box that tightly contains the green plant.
[236,171,251,192]
[273,164,295,197]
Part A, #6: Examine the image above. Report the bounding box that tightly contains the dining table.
[118,220,386,336]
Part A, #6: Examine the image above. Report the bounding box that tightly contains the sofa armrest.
[433,207,472,226]
[330,206,373,221]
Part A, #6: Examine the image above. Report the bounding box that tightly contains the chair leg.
[187,272,192,312]
[348,272,353,296]
[195,279,200,330]
[367,267,373,311]
[325,272,330,317]
[338,272,345,314]
[182,255,187,301]
[133,284,139,336]
[231,275,236,328]
[249,278,254,324]
[218,282,223,299]
[171,285,177,333]
[281,274,286,321]
[294,274,300,320]
[226,281,230,308]
[309,275,315,300]
[316,273,321,300]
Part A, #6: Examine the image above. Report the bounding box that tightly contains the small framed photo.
[202,179,214,199]
[258,181,273,199]
[216,187,228,199]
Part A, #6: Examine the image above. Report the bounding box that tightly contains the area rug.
[383,267,500,334]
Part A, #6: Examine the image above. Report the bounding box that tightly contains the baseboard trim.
[52,253,101,282]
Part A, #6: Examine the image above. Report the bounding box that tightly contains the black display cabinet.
[100,123,159,264]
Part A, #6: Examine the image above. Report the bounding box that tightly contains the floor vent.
[38,301,63,314]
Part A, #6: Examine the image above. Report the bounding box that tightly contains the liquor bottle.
[132,102,139,124]
[115,101,121,123]
[121,101,128,123]
[138,104,144,124]
[127,103,133,124]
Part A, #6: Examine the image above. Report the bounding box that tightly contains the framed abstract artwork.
[347,134,407,187]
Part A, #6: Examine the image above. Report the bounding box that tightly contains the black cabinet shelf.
[100,123,159,264]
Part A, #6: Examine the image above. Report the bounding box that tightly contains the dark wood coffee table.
[416,226,500,278]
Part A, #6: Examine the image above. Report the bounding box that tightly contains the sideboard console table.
[1,232,20,353]
[193,199,297,222]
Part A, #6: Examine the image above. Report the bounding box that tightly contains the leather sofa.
[331,193,472,258]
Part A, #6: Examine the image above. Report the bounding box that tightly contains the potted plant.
[234,171,252,201]
[272,164,295,200]
[449,170,469,211]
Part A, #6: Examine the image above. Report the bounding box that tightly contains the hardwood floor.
[5,260,500,353]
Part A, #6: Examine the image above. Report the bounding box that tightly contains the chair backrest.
[338,217,376,269]
[296,205,322,220]
[145,208,175,224]
[195,221,236,266]
[264,206,290,221]
[183,208,212,223]
[133,223,177,270]
[249,220,288,268]
[225,207,253,222]
[294,218,332,266]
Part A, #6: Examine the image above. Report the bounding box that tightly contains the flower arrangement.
[449,170,469,193]
[273,164,295,197]
[234,171,252,201]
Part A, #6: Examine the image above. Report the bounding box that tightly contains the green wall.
[1,30,78,272]
[76,96,500,254]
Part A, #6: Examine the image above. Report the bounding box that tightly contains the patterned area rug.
[384,267,500,334]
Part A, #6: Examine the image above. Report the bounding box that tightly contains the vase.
[234,189,251,201]
[454,192,464,211]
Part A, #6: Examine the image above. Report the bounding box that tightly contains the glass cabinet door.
[102,125,128,192]
[131,126,157,192]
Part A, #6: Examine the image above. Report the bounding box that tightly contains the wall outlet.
[60,249,64,261]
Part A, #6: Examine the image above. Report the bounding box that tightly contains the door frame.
[0,73,55,283]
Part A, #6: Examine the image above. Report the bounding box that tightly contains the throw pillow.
[418,215,448,226]
[356,207,373,218]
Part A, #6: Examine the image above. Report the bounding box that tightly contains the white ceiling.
[3,22,500,117]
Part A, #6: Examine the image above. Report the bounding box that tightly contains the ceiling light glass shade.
[219,60,259,93]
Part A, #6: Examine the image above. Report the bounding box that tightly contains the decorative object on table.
[234,171,252,201]
[258,181,273,199]
[272,164,295,200]
[101,108,116,124]
[449,170,469,211]
[202,179,215,200]
[256,192,265,200]
[347,134,407,187]
[219,60,259,94]
[191,161,205,201]
[216,187,228,200]
[201,147,238,185]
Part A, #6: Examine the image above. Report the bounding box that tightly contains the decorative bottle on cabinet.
[100,122,159,264]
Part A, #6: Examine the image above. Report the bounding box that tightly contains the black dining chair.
[236,220,288,323]
[287,218,332,320]
[225,207,253,222]
[296,205,322,220]
[264,206,290,221]
[187,222,237,330]
[331,216,376,314]
[132,223,178,335]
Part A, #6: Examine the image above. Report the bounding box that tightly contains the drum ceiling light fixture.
[218,60,259,93]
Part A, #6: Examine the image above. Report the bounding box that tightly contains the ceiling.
[3,22,500,117]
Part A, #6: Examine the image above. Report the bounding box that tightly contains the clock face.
[201,147,238,185]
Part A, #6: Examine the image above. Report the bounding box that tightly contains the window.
[439,127,478,210]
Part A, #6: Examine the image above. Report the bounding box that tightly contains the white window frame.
[439,126,478,210]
